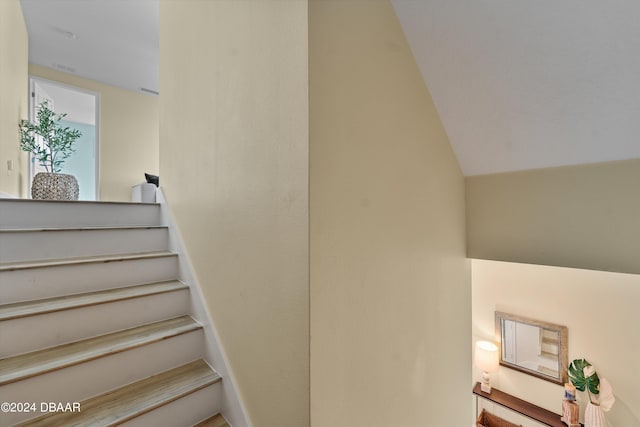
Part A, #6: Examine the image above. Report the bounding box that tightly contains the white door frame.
[28,76,101,200]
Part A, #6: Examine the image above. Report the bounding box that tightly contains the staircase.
[0,199,234,426]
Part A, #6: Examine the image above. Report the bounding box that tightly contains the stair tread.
[0,315,201,385]
[0,225,167,233]
[0,250,177,271]
[194,413,230,427]
[539,351,558,360]
[0,199,159,206]
[14,359,221,427]
[0,281,188,321]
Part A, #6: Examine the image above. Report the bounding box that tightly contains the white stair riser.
[0,331,204,425]
[0,200,161,229]
[0,256,179,303]
[1,290,190,357]
[121,382,223,427]
[0,228,168,263]
[0,198,237,427]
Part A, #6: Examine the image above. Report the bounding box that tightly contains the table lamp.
[475,340,499,393]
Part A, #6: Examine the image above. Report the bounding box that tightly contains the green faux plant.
[19,100,82,173]
[568,358,600,403]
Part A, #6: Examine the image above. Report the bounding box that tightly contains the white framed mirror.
[495,311,568,385]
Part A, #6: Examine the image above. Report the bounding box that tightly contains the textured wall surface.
[0,0,28,197]
[160,1,309,426]
[467,159,640,275]
[310,1,471,425]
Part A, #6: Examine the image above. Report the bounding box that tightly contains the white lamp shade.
[475,341,499,373]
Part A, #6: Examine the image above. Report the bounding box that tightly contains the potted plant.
[19,100,82,200]
[568,359,615,427]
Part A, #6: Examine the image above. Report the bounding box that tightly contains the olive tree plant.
[19,100,82,173]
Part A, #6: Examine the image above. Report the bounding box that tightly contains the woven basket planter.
[476,409,522,427]
[32,172,79,201]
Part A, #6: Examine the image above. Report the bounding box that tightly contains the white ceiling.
[20,0,158,95]
[392,0,640,175]
[19,1,640,176]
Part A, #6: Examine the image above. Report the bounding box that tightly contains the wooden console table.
[473,382,582,427]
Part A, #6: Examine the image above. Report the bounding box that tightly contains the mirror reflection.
[495,311,568,385]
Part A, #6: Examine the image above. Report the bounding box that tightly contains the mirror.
[495,311,568,385]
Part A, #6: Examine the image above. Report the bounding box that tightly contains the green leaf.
[18,100,82,172]
[587,373,600,395]
[568,359,600,396]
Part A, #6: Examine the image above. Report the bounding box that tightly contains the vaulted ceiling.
[392,0,640,175]
[20,0,640,176]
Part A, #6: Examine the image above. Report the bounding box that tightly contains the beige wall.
[0,0,29,197]
[472,259,640,426]
[309,1,470,426]
[466,159,640,275]
[160,1,309,426]
[29,65,158,202]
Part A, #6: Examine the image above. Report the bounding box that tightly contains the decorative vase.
[585,402,607,427]
[31,172,79,201]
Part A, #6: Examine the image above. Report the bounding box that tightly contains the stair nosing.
[0,199,159,206]
[0,281,188,321]
[0,251,178,272]
[193,413,230,427]
[14,359,221,427]
[0,315,203,385]
[0,225,168,233]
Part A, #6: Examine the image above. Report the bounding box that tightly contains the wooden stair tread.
[15,359,221,427]
[0,251,177,272]
[0,315,202,385]
[194,413,229,427]
[0,281,187,321]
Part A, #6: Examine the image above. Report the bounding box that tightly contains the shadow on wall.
[608,397,640,427]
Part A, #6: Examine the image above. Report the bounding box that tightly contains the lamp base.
[481,371,492,393]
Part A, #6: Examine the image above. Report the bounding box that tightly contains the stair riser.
[121,382,223,427]
[0,228,168,263]
[0,198,238,427]
[0,200,161,229]
[1,290,190,357]
[1,331,204,425]
[0,256,179,303]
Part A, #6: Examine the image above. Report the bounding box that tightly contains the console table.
[473,382,582,427]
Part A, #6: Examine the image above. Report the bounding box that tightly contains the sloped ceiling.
[392,0,640,176]
[19,0,640,176]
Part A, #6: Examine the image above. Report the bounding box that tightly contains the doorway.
[29,77,99,201]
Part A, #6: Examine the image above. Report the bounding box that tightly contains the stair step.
[0,226,169,263]
[0,251,176,272]
[0,315,202,385]
[0,199,161,229]
[2,285,190,357]
[0,251,179,305]
[15,360,222,427]
[2,326,203,425]
[194,413,230,427]
[0,281,188,321]
[0,225,166,232]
